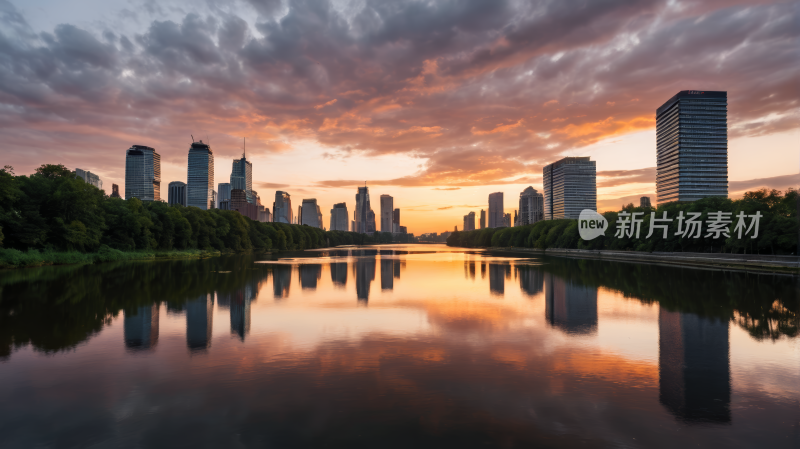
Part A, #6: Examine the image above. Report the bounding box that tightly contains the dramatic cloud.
[0,0,798,189]
[597,167,656,188]
[729,173,800,194]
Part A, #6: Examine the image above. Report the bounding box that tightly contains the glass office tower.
[543,157,596,220]
[187,141,214,210]
[230,157,253,204]
[125,145,161,201]
[656,91,728,204]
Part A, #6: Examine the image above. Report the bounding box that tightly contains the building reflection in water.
[123,304,159,350]
[381,258,395,290]
[186,294,213,352]
[230,286,253,341]
[489,263,509,295]
[355,256,376,302]
[481,261,486,279]
[330,262,348,287]
[299,264,322,290]
[517,265,544,297]
[273,265,292,299]
[544,273,597,334]
[659,307,731,423]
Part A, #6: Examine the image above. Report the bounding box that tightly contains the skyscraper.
[463,211,476,231]
[300,198,323,228]
[366,210,377,234]
[330,203,349,231]
[74,168,102,190]
[517,186,544,226]
[273,191,292,223]
[392,208,400,233]
[110,184,121,198]
[641,196,652,208]
[488,192,504,228]
[231,189,258,220]
[656,91,728,205]
[168,181,187,206]
[217,183,231,209]
[354,186,372,234]
[480,209,486,229]
[187,141,214,209]
[125,145,161,201]
[380,194,393,233]
[543,157,596,220]
[230,156,253,204]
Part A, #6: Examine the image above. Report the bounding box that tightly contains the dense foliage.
[448,190,799,254]
[0,164,405,261]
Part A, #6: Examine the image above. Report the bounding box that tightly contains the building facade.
[354,186,372,233]
[641,196,652,208]
[75,168,102,190]
[330,203,349,231]
[273,191,292,223]
[110,184,121,198]
[230,157,254,204]
[543,157,596,220]
[231,189,258,220]
[480,209,486,229]
[656,91,728,205]
[187,141,214,209]
[217,183,231,209]
[463,211,476,231]
[125,145,161,201]
[380,195,393,233]
[517,186,544,226]
[488,192,504,228]
[300,198,323,228]
[168,181,187,206]
[392,208,400,233]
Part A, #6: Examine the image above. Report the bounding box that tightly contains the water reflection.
[273,265,291,299]
[659,307,731,424]
[0,247,798,447]
[186,294,213,352]
[299,264,322,290]
[123,304,159,350]
[544,272,598,334]
[330,262,347,287]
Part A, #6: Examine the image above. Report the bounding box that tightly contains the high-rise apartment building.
[656,91,727,205]
[463,211,476,231]
[273,191,292,223]
[230,156,253,204]
[480,209,486,229]
[517,186,544,226]
[380,195,393,233]
[187,141,214,209]
[300,198,323,228]
[354,186,372,233]
[74,168,102,190]
[217,183,231,209]
[168,181,187,206]
[488,192,504,228]
[543,157,596,220]
[125,145,161,201]
[330,203,349,231]
[392,208,400,233]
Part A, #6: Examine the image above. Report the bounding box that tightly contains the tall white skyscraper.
[300,198,323,228]
[187,141,214,210]
[517,186,544,226]
[273,191,292,223]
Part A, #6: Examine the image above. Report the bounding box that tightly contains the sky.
[1,0,798,234]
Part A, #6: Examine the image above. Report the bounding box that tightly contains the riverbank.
[0,247,221,269]
[487,247,800,274]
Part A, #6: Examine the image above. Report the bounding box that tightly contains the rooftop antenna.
[243,137,246,159]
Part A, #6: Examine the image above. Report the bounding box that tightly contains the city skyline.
[2,0,798,234]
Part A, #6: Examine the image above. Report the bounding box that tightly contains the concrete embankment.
[488,247,799,274]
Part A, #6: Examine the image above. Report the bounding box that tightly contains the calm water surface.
[0,244,798,448]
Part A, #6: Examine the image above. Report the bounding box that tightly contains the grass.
[0,246,221,269]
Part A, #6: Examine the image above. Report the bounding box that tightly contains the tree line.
[447,190,799,254]
[0,164,407,258]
